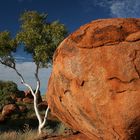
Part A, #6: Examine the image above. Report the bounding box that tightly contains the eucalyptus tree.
[0,11,67,134]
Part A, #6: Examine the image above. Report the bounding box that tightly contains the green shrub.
[1,97,15,107]
[0,81,18,106]
[0,81,18,95]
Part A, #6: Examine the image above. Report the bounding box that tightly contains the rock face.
[23,97,33,103]
[47,18,140,140]
[2,104,19,116]
[38,101,48,111]
[24,90,42,103]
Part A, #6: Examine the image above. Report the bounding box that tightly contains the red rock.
[47,18,140,140]
[25,90,42,103]
[0,115,5,123]
[19,105,27,113]
[2,104,19,116]
[38,101,48,111]
[16,98,23,102]
[126,31,140,42]
[23,97,33,103]
[24,90,33,99]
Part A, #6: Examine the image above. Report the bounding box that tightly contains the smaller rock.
[64,128,74,136]
[16,98,23,102]
[0,114,5,123]
[25,90,42,103]
[25,90,33,99]
[19,105,28,113]
[2,104,19,117]
[38,101,48,111]
[23,97,33,103]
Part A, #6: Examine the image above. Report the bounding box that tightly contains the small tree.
[0,11,67,134]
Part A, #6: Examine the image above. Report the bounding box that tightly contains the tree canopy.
[16,11,67,67]
[0,31,16,68]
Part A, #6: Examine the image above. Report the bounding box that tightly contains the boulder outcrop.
[47,18,140,140]
[2,104,19,116]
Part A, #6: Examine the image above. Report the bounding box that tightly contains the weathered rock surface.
[47,18,140,140]
[24,90,42,103]
[24,90,34,99]
[19,105,27,113]
[2,104,19,116]
[0,114,5,123]
[23,97,33,103]
[38,101,48,111]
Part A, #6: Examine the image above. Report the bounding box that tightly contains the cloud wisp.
[109,0,140,17]
[82,0,140,18]
[14,56,32,63]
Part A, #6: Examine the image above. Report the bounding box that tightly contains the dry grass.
[0,130,39,140]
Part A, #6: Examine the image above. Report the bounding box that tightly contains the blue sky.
[0,0,140,94]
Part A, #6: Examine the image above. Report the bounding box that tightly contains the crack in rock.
[131,50,140,78]
[108,77,138,84]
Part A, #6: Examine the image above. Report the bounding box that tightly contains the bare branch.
[0,59,13,69]
[0,59,25,84]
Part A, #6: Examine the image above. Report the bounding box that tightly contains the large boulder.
[47,18,140,140]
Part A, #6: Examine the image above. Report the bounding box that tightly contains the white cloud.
[0,62,51,94]
[14,56,32,63]
[81,0,140,17]
[109,0,140,17]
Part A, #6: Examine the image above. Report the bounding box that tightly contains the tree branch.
[35,63,40,95]
[0,59,25,84]
[40,106,49,129]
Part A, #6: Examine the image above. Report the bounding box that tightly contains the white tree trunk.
[21,80,50,134]
[0,61,50,134]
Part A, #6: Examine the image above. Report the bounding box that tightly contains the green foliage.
[0,32,17,68]
[0,31,17,57]
[0,81,18,105]
[0,81,18,94]
[16,11,67,67]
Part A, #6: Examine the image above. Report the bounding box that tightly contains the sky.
[0,0,140,94]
